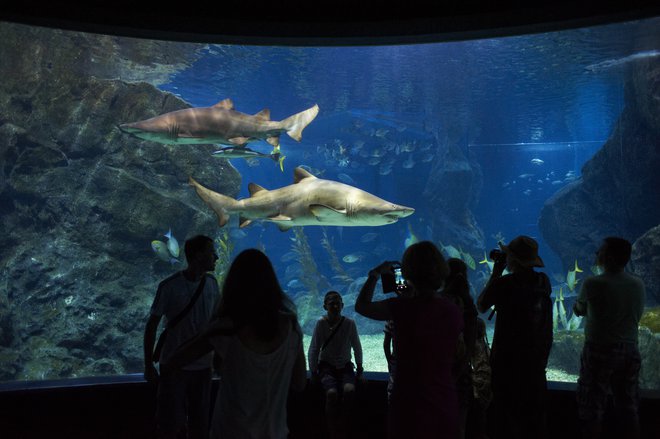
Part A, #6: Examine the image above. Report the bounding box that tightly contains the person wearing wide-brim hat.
[499,235,545,268]
[476,235,553,439]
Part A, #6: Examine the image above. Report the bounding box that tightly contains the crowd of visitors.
[144,234,645,439]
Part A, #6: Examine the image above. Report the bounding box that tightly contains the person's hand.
[492,258,507,276]
[144,363,159,384]
[369,261,398,278]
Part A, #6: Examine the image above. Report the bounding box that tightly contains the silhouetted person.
[169,249,306,439]
[308,291,364,439]
[444,258,478,439]
[144,235,221,439]
[477,235,552,439]
[573,237,645,439]
[356,241,463,439]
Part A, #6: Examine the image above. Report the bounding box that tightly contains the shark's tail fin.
[189,177,236,227]
[282,104,319,142]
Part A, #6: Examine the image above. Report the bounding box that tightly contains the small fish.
[421,153,435,163]
[551,180,563,185]
[164,229,180,258]
[367,157,381,166]
[590,265,603,276]
[439,242,462,259]
[151,240,179,264]
[523,189,532,196]
[518,173,534,179]
[567,312,583,331]
[531,158,544,165]
[459,248,476,270]
[402,155,415,169]
[479,252,494,274]
[212,146,285,172]
[337,173,355,184]
[360,232,379,243]
[342,252,366,263]
[566,260,583,291]
[404,223,419,249]
[552,299,559,331]
[557,287,568,329]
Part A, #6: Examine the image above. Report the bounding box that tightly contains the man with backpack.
[477,235,553,439]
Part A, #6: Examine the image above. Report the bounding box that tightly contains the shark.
[189,167,415,231]
[118,98,319,151]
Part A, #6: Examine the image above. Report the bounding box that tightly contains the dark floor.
[0,376,658,438]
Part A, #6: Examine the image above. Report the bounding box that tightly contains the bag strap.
[321,316,345,351]
[166,273,208,330]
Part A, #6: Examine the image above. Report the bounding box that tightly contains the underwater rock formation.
[631,226,660,305]
[422,130,485,253]
[0,24,241,380]
[539,56,660,279]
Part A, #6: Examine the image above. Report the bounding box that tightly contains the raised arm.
[355,262,395,321]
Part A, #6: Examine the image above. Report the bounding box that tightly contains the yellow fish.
[566,260,583,291]
[479,252,494,273]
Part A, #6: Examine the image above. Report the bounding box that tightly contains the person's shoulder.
[157,271,182,289]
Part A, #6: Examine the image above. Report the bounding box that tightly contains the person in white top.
[308,291,364,439]
[144,235,221,439]
[169,249,307,439]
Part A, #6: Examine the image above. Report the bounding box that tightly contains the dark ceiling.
[0,1,658,45]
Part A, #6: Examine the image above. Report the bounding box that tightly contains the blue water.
[156,19,655,329]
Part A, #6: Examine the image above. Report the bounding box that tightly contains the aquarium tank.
[0,17,658,390]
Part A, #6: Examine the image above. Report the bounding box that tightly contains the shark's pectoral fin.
[266,136,280,148]
[309,204,347,222]
[228,137,250,146]
[239,216,252,228]
[269,214,293,222]
[269,214,294,231]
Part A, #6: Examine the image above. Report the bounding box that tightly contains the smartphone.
[394,266,406,290]
[381,262,406,293]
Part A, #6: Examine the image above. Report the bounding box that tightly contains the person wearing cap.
[477,235,553,439]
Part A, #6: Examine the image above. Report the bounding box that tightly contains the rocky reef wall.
[0,22,241,380]
[423,129,485,254]
[539,55,660,305]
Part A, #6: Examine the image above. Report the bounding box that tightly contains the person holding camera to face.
[477,236,553,439]
[356,241,464,439]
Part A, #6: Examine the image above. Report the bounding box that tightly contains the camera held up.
[489,248,507,264]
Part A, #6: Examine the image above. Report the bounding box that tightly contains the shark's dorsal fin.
[213,98,234,110]
[309,204,347,221]
[253,109,271,120]
[294,167,317,183]
[248,182,268,197]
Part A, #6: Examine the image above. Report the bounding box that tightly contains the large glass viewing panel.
[0,18,658,389]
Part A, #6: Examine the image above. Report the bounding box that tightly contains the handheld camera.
[382,262,408,294]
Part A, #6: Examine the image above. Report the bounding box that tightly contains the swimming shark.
[118,98,319,151]
[189,167,415,231]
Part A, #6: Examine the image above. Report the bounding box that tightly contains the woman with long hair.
[169,248,306,439]
[356,241,464,439]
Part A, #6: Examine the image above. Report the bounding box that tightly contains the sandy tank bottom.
[302,331,579,383]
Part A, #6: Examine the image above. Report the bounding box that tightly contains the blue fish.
[164,229,180,258]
